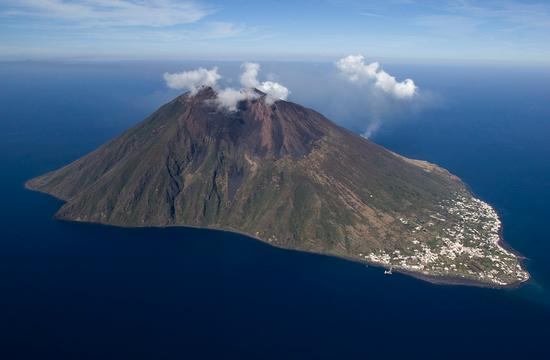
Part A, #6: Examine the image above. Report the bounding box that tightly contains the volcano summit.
[26,87,529,287]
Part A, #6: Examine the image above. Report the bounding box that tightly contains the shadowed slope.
[26,87,529,287]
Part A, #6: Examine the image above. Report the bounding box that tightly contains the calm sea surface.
[1,61,549,359]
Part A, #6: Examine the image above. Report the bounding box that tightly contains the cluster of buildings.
[358,194,529,286]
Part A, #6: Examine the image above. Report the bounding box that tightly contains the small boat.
[384,266,393,275]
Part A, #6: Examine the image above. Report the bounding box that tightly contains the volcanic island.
[26,87,530,287]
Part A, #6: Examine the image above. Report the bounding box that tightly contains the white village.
[359,194,529,286]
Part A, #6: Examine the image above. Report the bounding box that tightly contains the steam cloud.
[361,121,381,139]
[216,88,254,111]
[164,62,290,111]
[163,67,221,94]
[257,81,290,104]
[240,62,261,88]
[240,62,290,102]
[336,54,417,99]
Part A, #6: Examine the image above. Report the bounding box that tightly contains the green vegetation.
[26,87,529,287]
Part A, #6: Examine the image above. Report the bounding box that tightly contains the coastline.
[24,180,530,289]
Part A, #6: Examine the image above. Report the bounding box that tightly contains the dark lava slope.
[27,87,528,286]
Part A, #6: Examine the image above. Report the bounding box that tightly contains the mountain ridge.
[26,87,529,287]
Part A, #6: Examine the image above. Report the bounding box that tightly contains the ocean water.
[0,61,549,359]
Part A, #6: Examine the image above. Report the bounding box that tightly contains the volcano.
[26,87,529,287]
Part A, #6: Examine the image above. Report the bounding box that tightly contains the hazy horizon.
[2,1,550,64]
[2,2,550,358]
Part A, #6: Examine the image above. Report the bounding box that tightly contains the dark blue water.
[1,61,549,359]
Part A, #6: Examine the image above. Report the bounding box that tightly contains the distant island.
[26,87,529,287]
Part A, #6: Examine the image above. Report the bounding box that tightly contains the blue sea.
[1,61,549,359]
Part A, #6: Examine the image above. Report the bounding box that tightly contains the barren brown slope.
[26,87,529,287]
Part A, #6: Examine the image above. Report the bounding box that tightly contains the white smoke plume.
[240,62,261,88]
[213,62,290,111]
[163,63,290,111]
[163,67,221,94]
[216,88,257,111]
[257,81,290,104]
[361,120,381,139]
[240,62,290,101]
[336,54,417,99]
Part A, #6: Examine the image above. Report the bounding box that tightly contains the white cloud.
[215,88,258,111]
[162,62,290,111]
[240,62,260,88]
[239,62,290,101]
[163,67,221,93]
[257,81,290,102]
[361,120,381,139]
[203,21,245,39]
[5,0,212,27]
[215,62,290,111]
[336,54,417,99]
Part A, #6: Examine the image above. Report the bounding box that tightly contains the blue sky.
[1,0,550,63]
